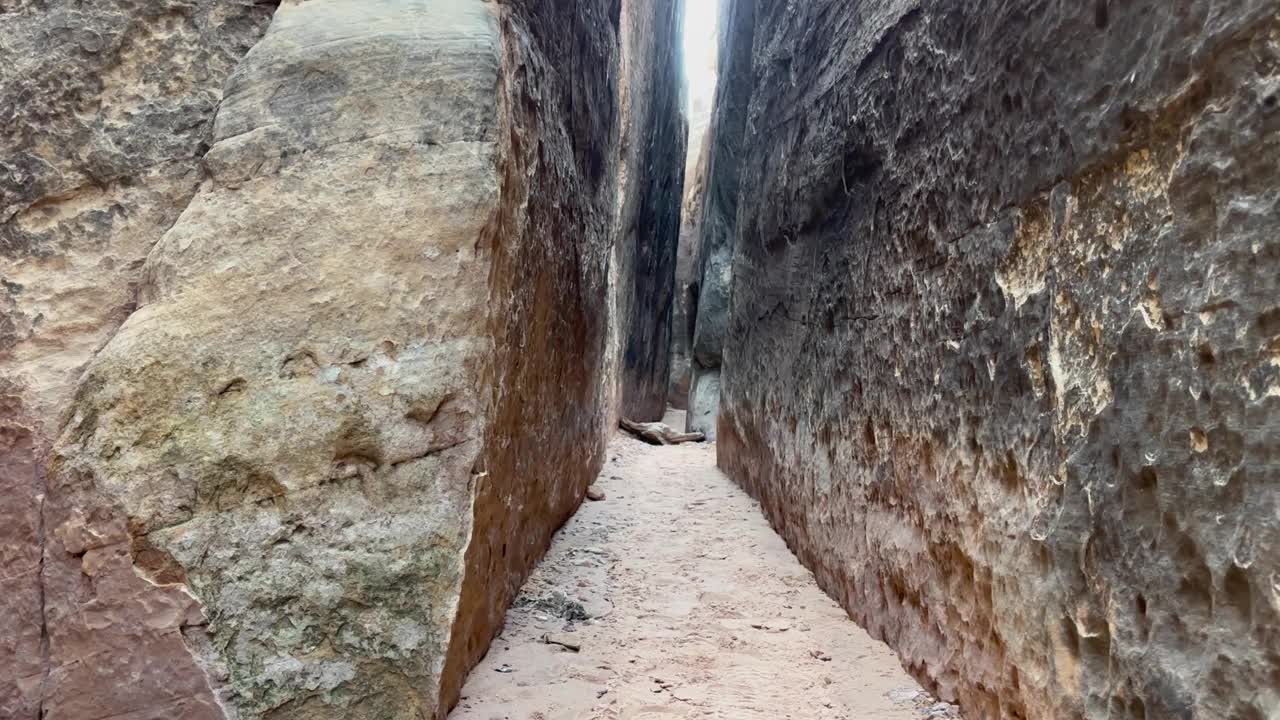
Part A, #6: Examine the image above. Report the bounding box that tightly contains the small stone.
[541,633,581,652]
[925,702,960,718]
[494,664,515,674]
[886,687,924,704]
[586,486,606,501]
[809,649,832,662]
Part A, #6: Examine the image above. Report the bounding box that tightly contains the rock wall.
[437,0,623,714]
[686,0,756,438]
[48,1,504,716]
[2,0,683,718]
[613,0,688,422]
[667,74,717,410]
[715,1,1280,719]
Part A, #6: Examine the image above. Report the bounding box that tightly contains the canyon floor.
[450,411,957,720]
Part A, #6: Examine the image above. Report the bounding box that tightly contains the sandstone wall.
[2,0,681,718]
[667,12,718,411]
[716,1,1280,719]
[613,0,688,422]
[48,2,503,716]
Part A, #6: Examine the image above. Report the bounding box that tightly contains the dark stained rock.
[667,126,709,411]
[614,0,689,422]
[439,0,625,714]
[669,94,715,410]
[715,1,1280,718]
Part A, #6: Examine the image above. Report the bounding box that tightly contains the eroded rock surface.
[438,0,625,714]
[0,2,277,717]
[716,1,1280,719]
[668,115,712,411]
[51,2,500,716]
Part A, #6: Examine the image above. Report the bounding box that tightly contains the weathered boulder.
[2,0,680,718]
[0,2,277,717]
[50,3,506,717]
[716,1,1279,719]
[612,0,688,422]
[686,0,756,438]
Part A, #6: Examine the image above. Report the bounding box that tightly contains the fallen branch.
[619,418,705,446]
[541,633,581,652]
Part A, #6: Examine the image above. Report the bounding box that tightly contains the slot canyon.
[1,1,1276,719]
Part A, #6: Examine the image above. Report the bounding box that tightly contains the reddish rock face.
[0,385,43,719]
[439,0,625,713]
[713,1,1279,719]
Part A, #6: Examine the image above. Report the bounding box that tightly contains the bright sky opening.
[683,0,720,114]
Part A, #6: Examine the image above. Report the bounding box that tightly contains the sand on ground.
[450,411,949,720]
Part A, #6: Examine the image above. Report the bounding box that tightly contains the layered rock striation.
[714,1,1280,719]
[2,0,683,718]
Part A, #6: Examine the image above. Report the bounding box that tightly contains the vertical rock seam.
[668,83,716,410]
[716,1,1279,719]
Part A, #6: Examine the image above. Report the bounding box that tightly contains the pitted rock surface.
[716,1,1280,719]
[685,0,756,439]
[52,2,501,716]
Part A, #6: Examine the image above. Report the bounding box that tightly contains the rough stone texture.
[0,2,277,717]
[686,0,756,438]
[613,0,688,422]
[716,2,1280,719]
[2,0,693,717]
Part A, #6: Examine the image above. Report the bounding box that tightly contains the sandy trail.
[451,411,952,720]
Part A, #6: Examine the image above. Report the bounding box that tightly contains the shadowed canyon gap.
[1,1,1277,720]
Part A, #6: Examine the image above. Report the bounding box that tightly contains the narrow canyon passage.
[450,412,956,720]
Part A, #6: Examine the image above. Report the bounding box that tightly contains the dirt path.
[451,412,957,720]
